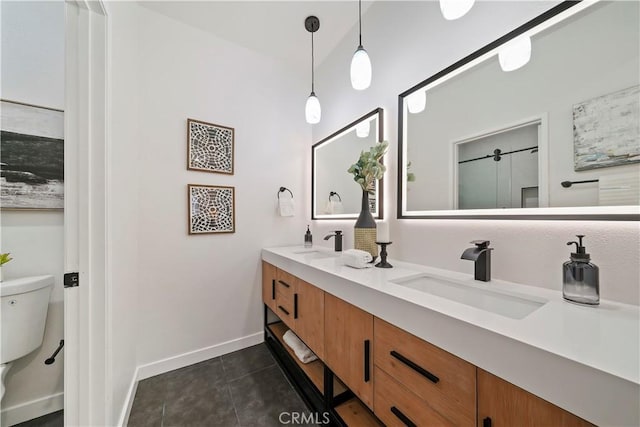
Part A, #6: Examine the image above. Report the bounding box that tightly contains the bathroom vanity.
[261,246,639,426]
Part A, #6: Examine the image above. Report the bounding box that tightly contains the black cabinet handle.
[390,406,416,427]
[294,294,298,319]
[278,280,290,288]
[483,417,492,427]
[390,350,439,384]
[364,340,371,382]
[271,279,275,300]
[278,305,290,316]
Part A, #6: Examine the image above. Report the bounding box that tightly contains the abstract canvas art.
[188,184,235,234]
[573,85,640,171]
[187,119,234,174]
[1,100,64,209]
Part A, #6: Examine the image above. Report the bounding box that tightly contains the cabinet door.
[295,279,324,359]
[325,293,374,409]
[477,369,593,427]
[261,261,277,312]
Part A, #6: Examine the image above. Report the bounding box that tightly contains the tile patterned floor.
[12,410,63,427]
[128,343,317,426]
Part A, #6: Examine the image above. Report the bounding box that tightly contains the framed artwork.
[1,100,64,210]
[188,184,235,234]
[573,85,640,171]
[187,118,234,174]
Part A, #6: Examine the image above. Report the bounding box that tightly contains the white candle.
[377,221,390,243]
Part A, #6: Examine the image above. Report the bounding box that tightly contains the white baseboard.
[137,331,264,380]
[0,391,64,426]
[117,332,264,426]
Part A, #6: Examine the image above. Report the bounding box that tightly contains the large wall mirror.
[313,108,384,219]
[398,1,639,220]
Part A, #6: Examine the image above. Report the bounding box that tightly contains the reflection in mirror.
[313,108,383,219]
[399,1,639,220]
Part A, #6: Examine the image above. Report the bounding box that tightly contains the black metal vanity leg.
[324,365,334,411]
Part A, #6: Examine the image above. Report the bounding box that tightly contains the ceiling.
[141,1,373,71]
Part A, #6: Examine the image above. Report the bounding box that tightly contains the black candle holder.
[375,242,393,268]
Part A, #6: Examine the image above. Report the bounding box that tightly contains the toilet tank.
[1,275,54,364]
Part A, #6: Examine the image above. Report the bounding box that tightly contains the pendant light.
[355,121,370,138]
[440,0,475,21]
[350,0,372,90]
[305,16,321,124]
[498,34,532,72]
[407,89,426,114]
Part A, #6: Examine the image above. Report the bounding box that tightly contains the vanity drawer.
[276,269,296,298]
[374,318,476,426]
[374,367,454,427]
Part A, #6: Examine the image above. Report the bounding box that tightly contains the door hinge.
[64,272,79,288]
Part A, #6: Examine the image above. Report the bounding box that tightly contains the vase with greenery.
[0,253,13,282]
[347,141,388,260]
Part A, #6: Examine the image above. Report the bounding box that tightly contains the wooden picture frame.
[187,118,234,174]
[188,184,235,234]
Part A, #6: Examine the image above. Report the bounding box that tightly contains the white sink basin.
[391,273,547,320]
[291,249,337,259]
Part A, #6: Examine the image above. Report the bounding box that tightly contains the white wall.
[312,1,640,305]
[0,1,65,424]
[120,4,309,372]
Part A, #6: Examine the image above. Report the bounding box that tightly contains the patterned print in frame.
[188,184,235,234]
[187,118,234,174]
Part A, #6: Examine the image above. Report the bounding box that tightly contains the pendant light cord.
[311,30,315,92]
[358,0,362,47]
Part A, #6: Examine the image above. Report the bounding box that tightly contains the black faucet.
[324,231,343,252]
[461,240,493,282]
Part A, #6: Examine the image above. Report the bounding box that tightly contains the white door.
[64,1,108,425]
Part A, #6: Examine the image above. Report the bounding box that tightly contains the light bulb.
[440,0,475,20]
[355,121,370,138]
[407,90,426,114]
[350,47,372,90]
[305,92,321,124]
[498,35,532,72]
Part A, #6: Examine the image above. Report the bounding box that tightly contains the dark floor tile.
[165,357,226,401]
[128,375,167,427]
[163,382,238,427]
[228,365,316,427]
[221,343,275,381]
[12,410,63,427]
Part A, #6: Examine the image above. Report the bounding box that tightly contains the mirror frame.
[397,1,639,221]
[312,108,384,220]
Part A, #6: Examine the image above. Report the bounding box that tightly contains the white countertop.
[262,245,640,426]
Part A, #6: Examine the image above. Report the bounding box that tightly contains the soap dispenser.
[304,225,313,248]
[563,235,599,306]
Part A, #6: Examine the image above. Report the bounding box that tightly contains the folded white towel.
[278,197,295,217]
[283,330,317,364]
[341,249,374,269]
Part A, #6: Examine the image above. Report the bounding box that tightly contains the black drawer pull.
[390,350,439,384]
[278,280,290,288]
[390,406,416,427]
[278,305,290,316]
[483,417,492,427]
[364,340,370,382]
[271,279,275,300]
[294,294,298,319]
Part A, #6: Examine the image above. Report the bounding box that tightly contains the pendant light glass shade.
[407,89,426,114]
[355,121,370,138]
[498,35,532,72]
[305,92,321,124]
[440,0,475,20]
[351,46,372,90]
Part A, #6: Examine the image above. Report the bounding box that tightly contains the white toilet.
[0,275,54,400]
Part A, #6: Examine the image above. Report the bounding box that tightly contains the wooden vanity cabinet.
[261,261,277,312]
[294,278,325,359]
[477,369,593,427]
[374,318,476,426]
[325,293,374,409]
